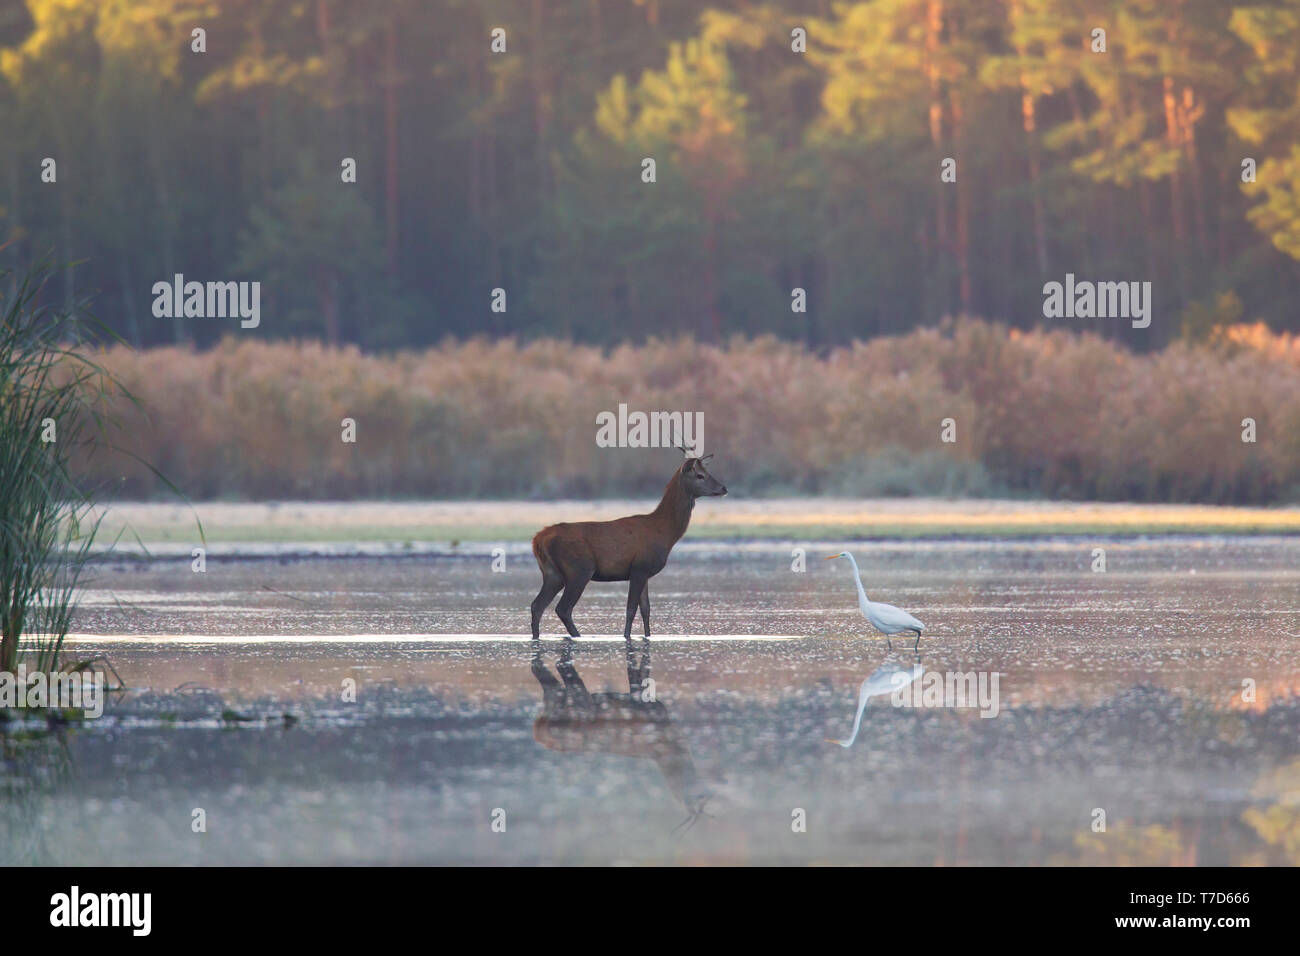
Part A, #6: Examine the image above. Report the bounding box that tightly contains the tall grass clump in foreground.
[0,268,117,675]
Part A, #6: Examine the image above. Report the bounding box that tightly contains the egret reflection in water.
[827,655,925,749]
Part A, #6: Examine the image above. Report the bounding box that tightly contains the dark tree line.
[2,0,1300,350]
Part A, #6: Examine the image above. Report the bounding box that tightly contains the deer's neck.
[652,473,694,542]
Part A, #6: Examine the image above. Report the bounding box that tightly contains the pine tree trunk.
[384,16,400,279]
[925,0,949,317]
[953,95,972,315]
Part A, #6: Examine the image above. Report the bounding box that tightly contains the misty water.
[4,536,1300,865]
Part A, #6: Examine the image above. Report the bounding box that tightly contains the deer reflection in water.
[531,644,711,833]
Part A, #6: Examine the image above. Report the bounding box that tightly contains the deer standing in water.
[530,452,727,641]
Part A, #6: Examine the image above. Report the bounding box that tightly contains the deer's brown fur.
[530,456,726,640]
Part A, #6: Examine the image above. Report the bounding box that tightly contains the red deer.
[531,453,727,641]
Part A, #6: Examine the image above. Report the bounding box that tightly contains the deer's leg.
[624,573,648,641]
[627,643,652,704]
[555,655,592,709]
[555,570,591,639]
[531,570,564,640]
[625,643,642,697]
[639,582,652,639]
[531,655,562,708]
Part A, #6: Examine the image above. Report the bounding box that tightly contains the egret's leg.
[912,630,921,653]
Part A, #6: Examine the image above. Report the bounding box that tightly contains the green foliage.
[1248,147,1300,261]
[1180,288,1243,344]
[233,154,384,343]
[0,266,112,674]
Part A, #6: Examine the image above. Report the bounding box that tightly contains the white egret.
[825,551,925,651]
[826,659,924,748]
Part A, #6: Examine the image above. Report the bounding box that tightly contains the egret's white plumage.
[826,551,925,650]
[827,660,924,748]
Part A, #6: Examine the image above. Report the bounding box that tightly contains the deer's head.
[679,453,727,498]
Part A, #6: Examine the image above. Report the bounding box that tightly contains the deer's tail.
[532,529,561,579]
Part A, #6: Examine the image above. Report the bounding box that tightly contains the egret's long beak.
[825,553,843,560]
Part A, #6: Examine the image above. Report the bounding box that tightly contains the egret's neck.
[841,553,870,605]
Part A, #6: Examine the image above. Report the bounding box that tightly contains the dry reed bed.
[78,320,1300,503]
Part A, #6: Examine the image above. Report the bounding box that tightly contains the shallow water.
[5,537,1300,865]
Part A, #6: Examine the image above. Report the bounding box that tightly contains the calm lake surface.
[5,537,1300,865]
